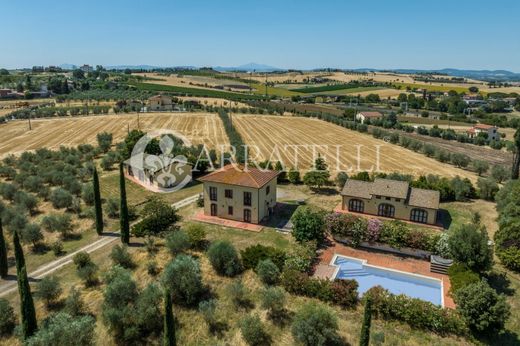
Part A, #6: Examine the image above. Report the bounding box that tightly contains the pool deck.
[317,241,455,308]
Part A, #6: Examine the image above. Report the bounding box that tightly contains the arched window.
[410,208,428,224]
[348,199,364,213]
[378,203,395,218]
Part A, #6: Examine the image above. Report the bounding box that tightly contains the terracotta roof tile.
[371,178,409,199]
[198,164,278,188]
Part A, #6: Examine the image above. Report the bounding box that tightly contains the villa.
[466,124,500,141]
[198,164,278,224]
[340,178,440,225]
[355,111,383,124]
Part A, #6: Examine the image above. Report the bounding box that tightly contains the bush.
[241,244,286,271]
[51,240,64,256]
[0,298,15,336]
[24,312,95,346]
[146,260,159,276]
[73,252,98,287]
[161,254,204,306]
[36,276,63,308]
[365,286,467,335]
[207,240,243,277]
[288,169,301,184]
[165,230,191,255]
[284,241,317,273]
[455,280,510,334]
[477,177,499,201]
[448,224,493,272]
[41,213,73,239]
[260,287,286,320]
[240,315,270,346]
[227,280,250,308]
[291,206,327,243]
[131,197,180,237]
[64,287,86,317]
[110,244,134,269]
[324,212,359,238]
[50,188,73,209]
[256,259,280,285]
[291,302,340,346]
[199,299,219,332]
[281,270,358,307]
[448,263,480,294]
[81,184,95,206]
[106,198,119,218]
[184,223,207,249]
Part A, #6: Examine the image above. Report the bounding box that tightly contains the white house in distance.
[467,124,500,141]
[355,111,383,124]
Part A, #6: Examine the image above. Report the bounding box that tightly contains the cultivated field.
[232,115,477,179]
[135,72,250,92]
[0,112,229,157]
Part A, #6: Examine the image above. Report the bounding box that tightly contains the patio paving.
[192,210,263,232]
[318,241,455,309]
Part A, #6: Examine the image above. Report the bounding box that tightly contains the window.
[266,186,270,195]
[225,189,233,199]
[210,203,217,216]
[348,199,364,213]
[378,203,395,218]
[410,208,428,224]
[244,209,251,223]
[385,197,391,201]
[395,198,401,202]
[228,206,233,215]
[209,187,217,201]
[376,195,381,199]
[243,191,252,206]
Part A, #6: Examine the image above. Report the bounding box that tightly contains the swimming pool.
[331,255,443,306]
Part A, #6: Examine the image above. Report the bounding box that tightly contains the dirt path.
[0,194,199,298]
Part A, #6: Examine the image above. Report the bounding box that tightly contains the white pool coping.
[329,254,445,307]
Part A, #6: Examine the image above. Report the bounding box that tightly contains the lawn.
[99,171,202,207]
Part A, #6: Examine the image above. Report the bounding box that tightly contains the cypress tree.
[13,231,37,339]
[0,218,8,278]
[359,297,372,346]
[93,167,104,235]
[163,289,176,346]
[119,163,130,244]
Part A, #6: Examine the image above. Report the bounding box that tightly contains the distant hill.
[352,68,520,82]
[214,63,285,72]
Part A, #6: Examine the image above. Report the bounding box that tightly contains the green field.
[130,82,266,101]
[393,82,469,94]
[314,86,386,95]
[291,83,360,93]
[250,83,302,97]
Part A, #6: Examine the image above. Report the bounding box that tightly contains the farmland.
[0,112,229,157]
[232,114,477,179]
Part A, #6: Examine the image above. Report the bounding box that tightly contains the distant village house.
[355,111,383,124]
[467,124,499,141]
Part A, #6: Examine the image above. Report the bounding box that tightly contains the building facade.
[467,124,499,141]
[355,111,383,124]
[341,178,440,225]
[199,165,278,224]
[148,95,173,111]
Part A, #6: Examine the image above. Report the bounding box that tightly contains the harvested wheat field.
[233,115,477,180]
[0,112,229,157]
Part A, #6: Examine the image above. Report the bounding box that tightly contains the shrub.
[477,177,499,201]
[365,286,467,335]
[161,255,204,306]
[131,197,180,237]
[64,286,86,317]
[281,270,358,307]
[41,213,73,239]
[241,244,286,271]
[256,259,280,285]
[207,240,243,277]
[284,241,317,273]
[146,260,159,276]
[227,280,250,308]
[50,188,73,209]
[106,198,119,218]
[448,224,493,273]
[36,276,63,308]
[24,313,95,346]
[185,223,207,249]
[448,263,480,294]
[291,302,340,346]
[324,212,359,238]
[455,280,510,334]
[0,298,15,336]
[51,240,64,256]
[73,252,98,287]
[110,244,134,269]
[291,206,327,243]
[81,184,95,206]
[240,315,269,346]
[260,287,286,320]
[288,169,301,184]
[165,230,191,255]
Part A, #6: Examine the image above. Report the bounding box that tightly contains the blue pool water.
[333,256,442,306]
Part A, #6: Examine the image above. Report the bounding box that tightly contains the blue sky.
[1,0,519,71]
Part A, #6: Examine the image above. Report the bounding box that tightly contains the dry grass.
[177,96,250,108]
[232,114,477,180]
[134,72,250,92]
[0,112,229,157]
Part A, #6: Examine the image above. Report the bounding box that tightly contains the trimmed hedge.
[365,286,467,336]
[281,269,358,308]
